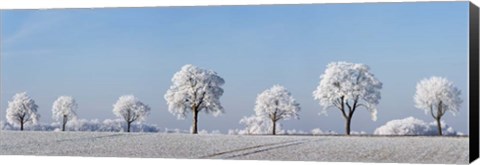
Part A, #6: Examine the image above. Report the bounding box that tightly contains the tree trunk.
[62,115,67,131]
[436,118,442,136]
[192,110,199,134]
[345,116,352,135]
[20,120,24,131]
[127,122,131,132]
[272,119,276,135]
[436,102,443,136]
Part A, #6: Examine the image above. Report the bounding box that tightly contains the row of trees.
[5,62,463,135]
[5,93,151,132]
[234,62,462,136]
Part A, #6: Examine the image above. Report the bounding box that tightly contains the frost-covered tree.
[414,76,462,135]
[6,92,40,131]
[313,61,382,135]
[52,96,78,131]
[254,85,300,135]
[164,64,225,134]
[112,95,151,132]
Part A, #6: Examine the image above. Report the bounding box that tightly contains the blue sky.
[1,2,470,134]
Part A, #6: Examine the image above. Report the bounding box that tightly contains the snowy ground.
[0,131,469,164]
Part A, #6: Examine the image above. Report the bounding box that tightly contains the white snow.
[374,117,458,136]
[0,131,468,164]
[236,115,283,135]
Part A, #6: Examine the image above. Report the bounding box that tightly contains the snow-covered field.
[0,131,469,164]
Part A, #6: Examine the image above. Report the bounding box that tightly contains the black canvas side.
[470,1,479,163]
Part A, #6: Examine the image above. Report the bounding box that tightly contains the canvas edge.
[469,1,480,163]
